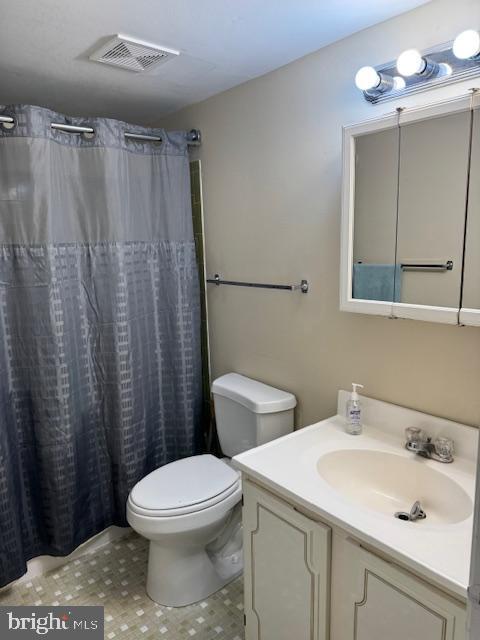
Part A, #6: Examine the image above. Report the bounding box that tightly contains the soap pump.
[346,383,364,435]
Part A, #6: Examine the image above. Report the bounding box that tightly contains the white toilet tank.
[211,373,296,457]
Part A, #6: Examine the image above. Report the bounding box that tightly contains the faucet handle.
[434,436,454,461]
[405,427,423,443]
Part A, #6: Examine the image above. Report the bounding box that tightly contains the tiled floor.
[0,532,244,640]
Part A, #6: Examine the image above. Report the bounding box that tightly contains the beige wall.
[162,0,480,428]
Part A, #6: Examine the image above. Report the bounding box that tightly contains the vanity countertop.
[233,392,478,600]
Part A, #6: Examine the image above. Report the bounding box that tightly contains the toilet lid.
[129,454,239,513]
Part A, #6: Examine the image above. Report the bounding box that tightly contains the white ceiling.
[0,0,432,124]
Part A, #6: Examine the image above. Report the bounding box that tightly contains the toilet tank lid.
[211,373,296,414]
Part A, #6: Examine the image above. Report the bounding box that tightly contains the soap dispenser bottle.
[346,383,364,435]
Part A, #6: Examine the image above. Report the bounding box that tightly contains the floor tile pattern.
[0,532,244,640]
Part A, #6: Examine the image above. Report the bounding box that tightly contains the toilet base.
[146,540,242,607]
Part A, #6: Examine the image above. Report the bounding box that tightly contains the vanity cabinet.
[242,479,331,640]
[243,479,466,640]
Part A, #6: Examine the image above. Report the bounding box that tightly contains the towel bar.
[400,261,453,272]
[206,274,309,293]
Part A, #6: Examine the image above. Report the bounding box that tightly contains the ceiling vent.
[89,35,179,73]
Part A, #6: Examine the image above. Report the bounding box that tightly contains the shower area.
[0,104,209,588]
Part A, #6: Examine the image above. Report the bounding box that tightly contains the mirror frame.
[340,94,473,325]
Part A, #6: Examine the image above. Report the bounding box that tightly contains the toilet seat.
[128,454,240,518]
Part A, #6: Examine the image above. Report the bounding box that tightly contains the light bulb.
[355,66,381,91]
[397,49,426,76]
[453,29,480,59]
[393,76,406,90]
[438,63,453,77]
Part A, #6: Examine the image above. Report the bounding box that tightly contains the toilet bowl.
[126,454,243,607]
[127,373,296,607]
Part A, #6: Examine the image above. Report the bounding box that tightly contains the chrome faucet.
[405,427,454,463]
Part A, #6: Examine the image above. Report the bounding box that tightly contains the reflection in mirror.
[352,127,399,302]
[395,111,471,308]
[462,107,480,312]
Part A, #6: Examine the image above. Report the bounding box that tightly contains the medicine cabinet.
[340,93,480,326]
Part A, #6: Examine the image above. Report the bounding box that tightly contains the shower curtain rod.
[0,116,201,145]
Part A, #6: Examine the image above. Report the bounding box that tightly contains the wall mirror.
[460,101,480,326]
[341,94,480,326]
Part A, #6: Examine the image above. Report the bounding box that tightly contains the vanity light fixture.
[453,29,480,60]
[355,31,480,103]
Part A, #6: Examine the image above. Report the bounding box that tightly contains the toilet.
[126,372,296,607]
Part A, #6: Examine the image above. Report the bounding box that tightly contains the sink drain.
[394,501,426,522]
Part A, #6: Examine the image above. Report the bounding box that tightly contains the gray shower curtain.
[0,105,202,586]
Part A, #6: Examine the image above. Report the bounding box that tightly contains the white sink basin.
[317,449,472,524]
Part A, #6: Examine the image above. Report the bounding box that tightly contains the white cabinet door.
[242,479,331,640]
[332,537,466,640]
